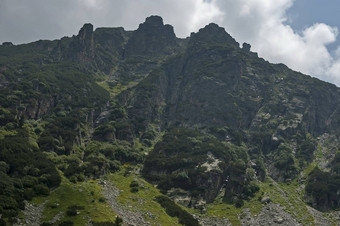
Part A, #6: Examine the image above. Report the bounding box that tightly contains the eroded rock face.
[125,15,179,57]
[68,23,95,63]
[78,23,95,51]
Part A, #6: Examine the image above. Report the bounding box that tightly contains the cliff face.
[124,22,340,137]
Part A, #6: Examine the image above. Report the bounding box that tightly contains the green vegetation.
[34,177,117,225]
[129,180,139,193]
[296,133,316,164]
[305,167,340,210]
[0,122,60,219]
[200,177,264,225]
[155,195,199,226]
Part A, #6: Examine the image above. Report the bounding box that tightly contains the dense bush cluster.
[305,167,340,210]
[273,143,298,179]
[296,133,316,165]
[0,124,61,218]
[0,55,113,220]
[56,140,144,182]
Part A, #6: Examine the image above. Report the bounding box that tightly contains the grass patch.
[204,188,263,226]
[206,202,242,225]
[32,176,116,225]
[97,81,138,97]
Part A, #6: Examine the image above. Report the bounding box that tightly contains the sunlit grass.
[32,176,116,225]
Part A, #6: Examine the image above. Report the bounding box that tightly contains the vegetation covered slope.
[0,15,339,225]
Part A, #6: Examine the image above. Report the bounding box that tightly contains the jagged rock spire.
[124,15,178,57]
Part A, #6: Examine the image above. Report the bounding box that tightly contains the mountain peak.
[78,23,94,37]
[190,23,239,47]
[77,23,94,47]
[137,15,174,34]
[66,23,95,61]
[143,15,164,27]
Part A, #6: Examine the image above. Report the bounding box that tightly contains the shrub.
[69,176,77,183]
[66,206,78,216]
[48,203,58,209]
[33,184,50,196]
[77,173,85,182]
[235,198,244,208]
[130,180,139,187]
[0,218,7,226]
[23,189,35,200]
[92,222,115,226]
[130,187,139,193]
[41,223,53,226]
[98,197,106,203]
[59,221,74,226]
[114,216,123,226]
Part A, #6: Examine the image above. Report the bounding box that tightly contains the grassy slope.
[203,186,263,225]
[24,168,180,225]
[31,176,116,225]
[18,163,338,226]
[106,166,181,225]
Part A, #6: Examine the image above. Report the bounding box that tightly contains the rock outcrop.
[125,15,179,57]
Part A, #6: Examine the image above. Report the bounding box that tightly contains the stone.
[274,216,284,224]
[261,197,271,204]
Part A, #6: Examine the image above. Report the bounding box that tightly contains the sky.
[1,0,340,86]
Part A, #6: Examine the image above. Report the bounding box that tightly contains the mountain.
[0,15,339,225]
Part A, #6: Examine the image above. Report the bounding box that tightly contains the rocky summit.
[0,15,339,225]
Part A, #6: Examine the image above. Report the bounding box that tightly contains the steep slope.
[0,15,339,225]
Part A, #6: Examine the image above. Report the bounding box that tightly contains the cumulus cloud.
[208,0,340,86]
[0,0,339,86]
